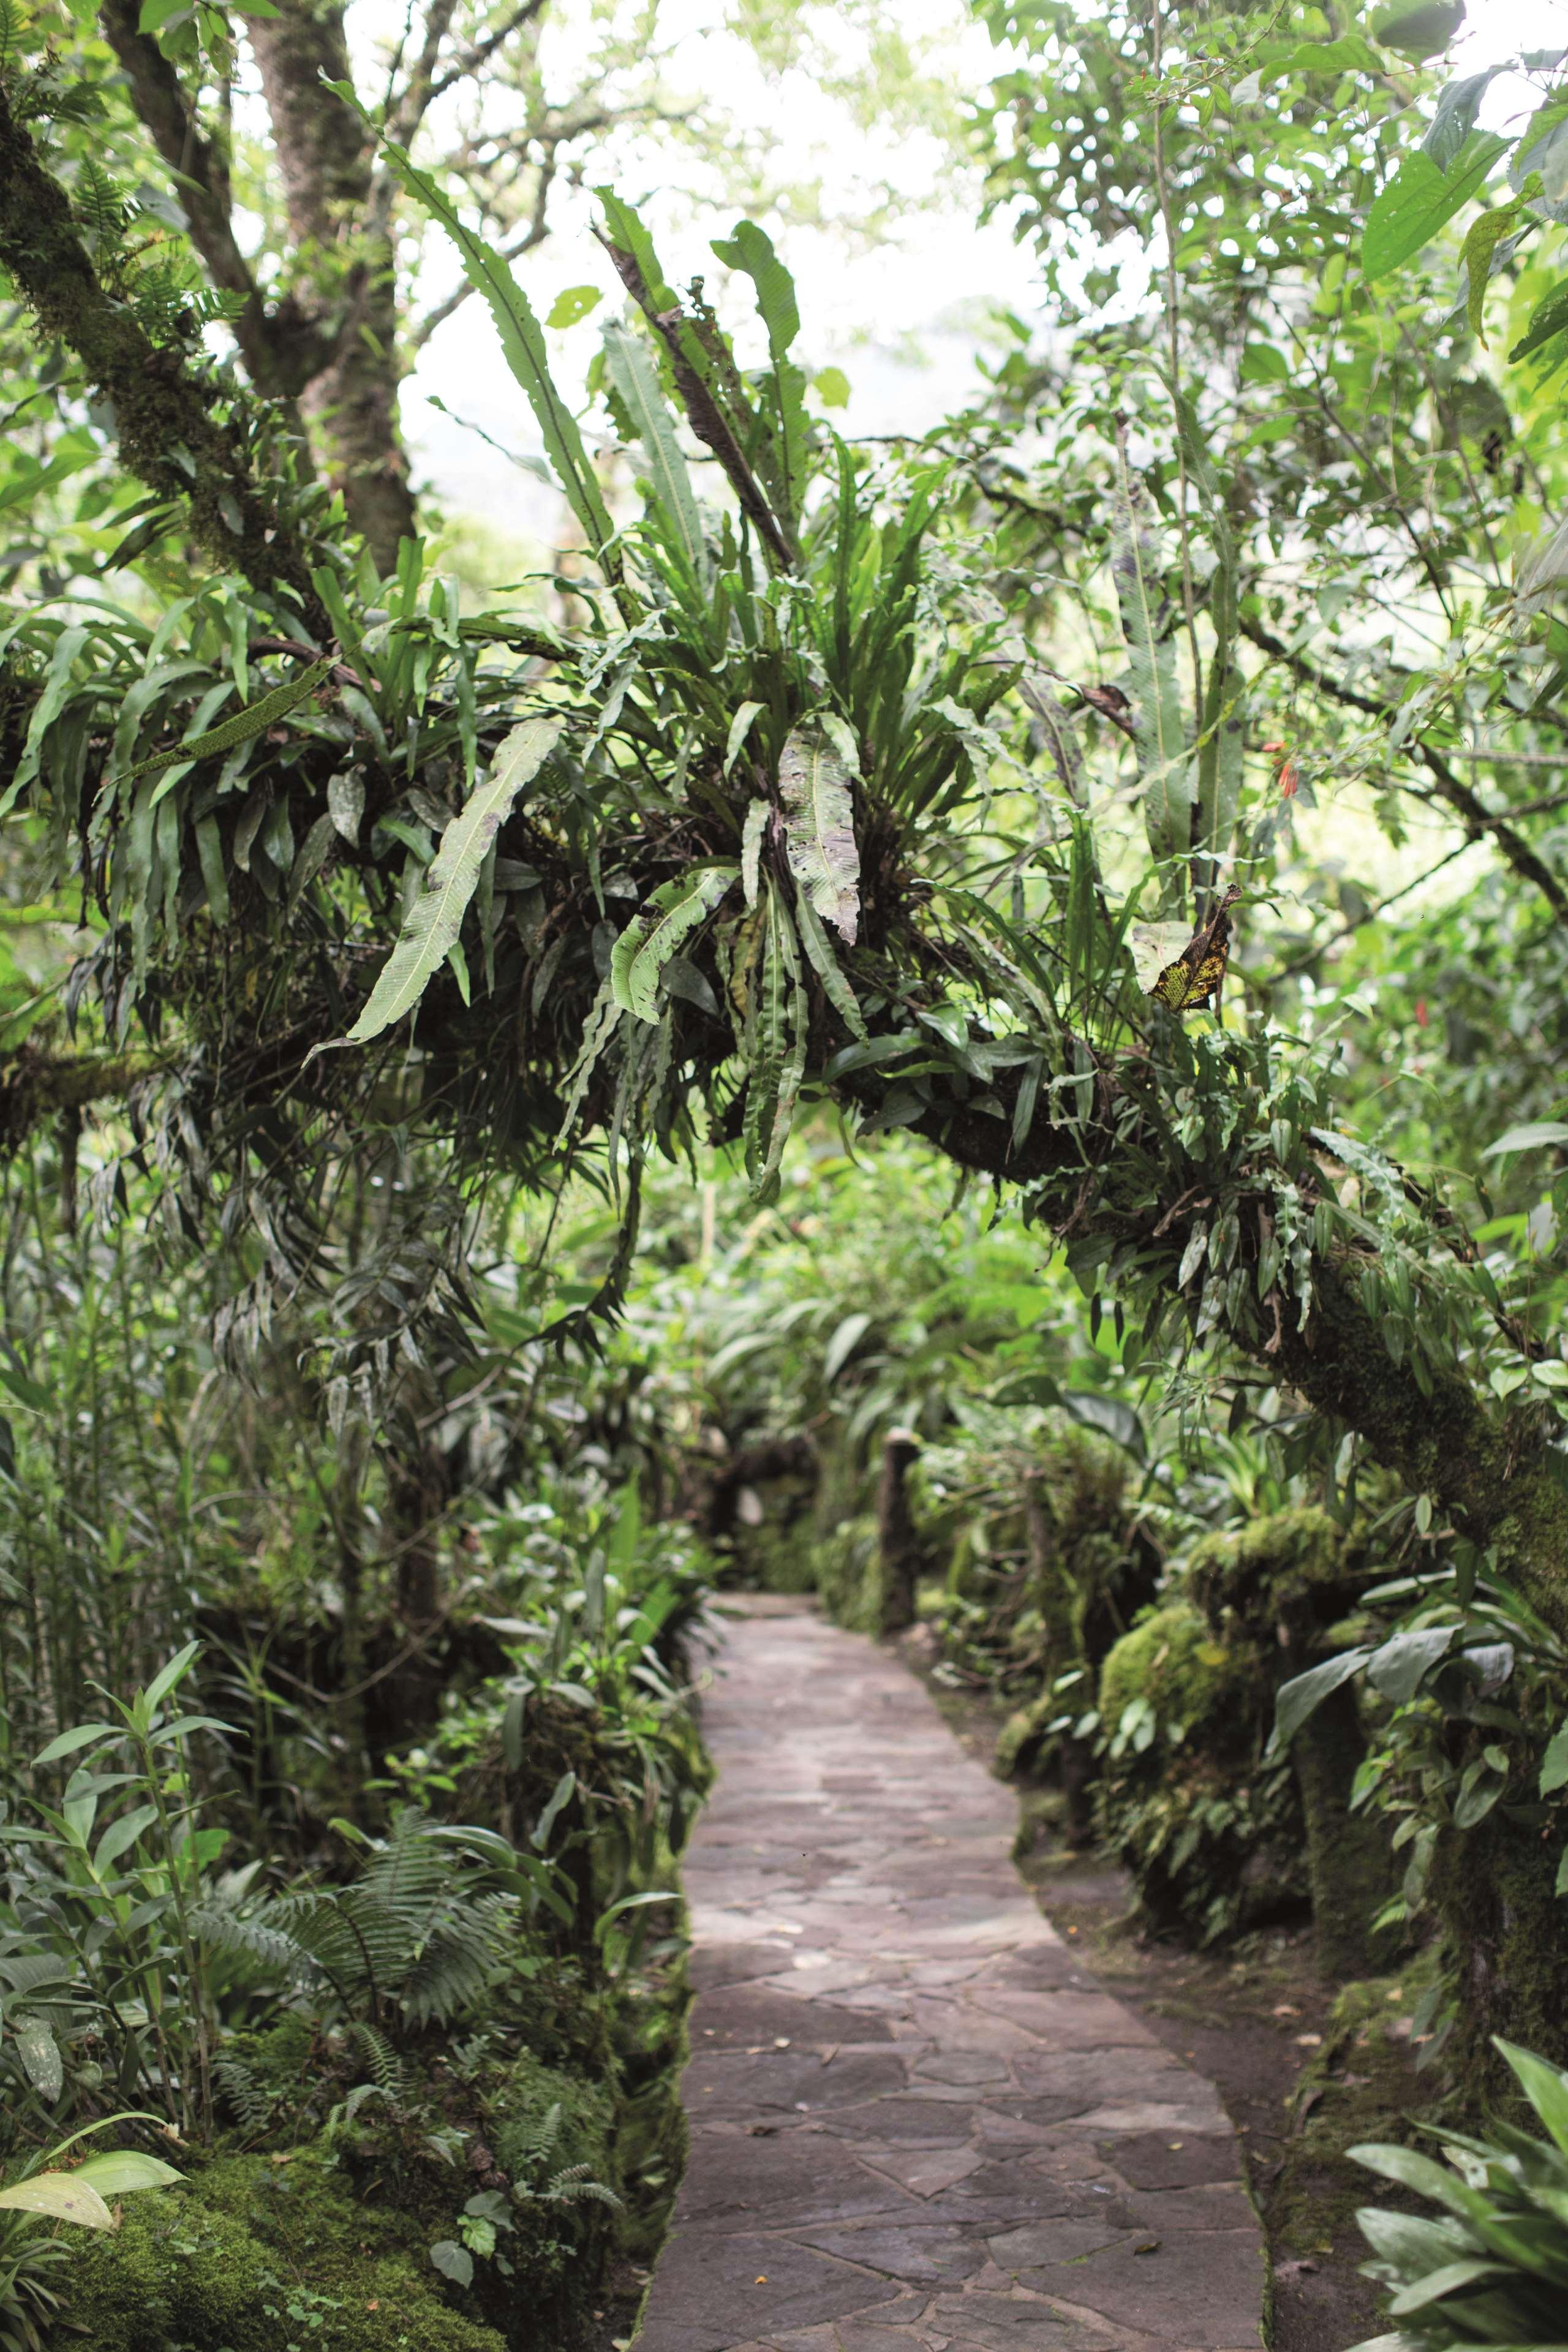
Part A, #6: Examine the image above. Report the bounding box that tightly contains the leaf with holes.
[778,721,859,944]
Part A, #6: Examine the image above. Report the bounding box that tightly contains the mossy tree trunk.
[1287,1679,1392,1980]
[875,1428,922,1635]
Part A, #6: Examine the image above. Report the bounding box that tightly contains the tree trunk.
[1435,1798,1568,2087]
[247,0,417,572]
[1289,1679,1391,1979]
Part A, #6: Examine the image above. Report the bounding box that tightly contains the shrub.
[1350,2035,1568,2350]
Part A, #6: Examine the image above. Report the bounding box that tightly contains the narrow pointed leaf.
[1363,133,1508,280]
[1111,452,1191,870]
[328,85,617,569]
[793,880,867,1041]
[115,660,333,788]
[603,321,706,577]
[72,2152,183,2195]
[347,718,562,1042]
[742,798,769,908]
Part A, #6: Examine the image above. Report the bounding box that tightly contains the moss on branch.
[0,78,328,635]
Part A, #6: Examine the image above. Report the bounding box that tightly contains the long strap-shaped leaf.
[602,321,707,582]
[595,190,796,572]
[111,657,334,790]
[347,716,562,1043]
[325,82,619,582]
[609,864,737,1024]
[779,718,860,944]
[1111,432,1191,877]
[1169,381,1247,905]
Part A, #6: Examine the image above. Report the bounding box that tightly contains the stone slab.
[633,1604,1263,2352]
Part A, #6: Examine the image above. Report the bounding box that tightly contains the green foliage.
[1351,2037,1568,2350]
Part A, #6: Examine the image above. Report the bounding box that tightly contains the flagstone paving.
[633,1597,1265,2352]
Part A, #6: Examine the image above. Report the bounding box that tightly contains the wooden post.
[876,1427,922,1636]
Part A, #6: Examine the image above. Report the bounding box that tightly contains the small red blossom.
[1415,998,1428,1028]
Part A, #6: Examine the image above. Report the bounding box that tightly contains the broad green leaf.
[1389,2259,1506,2313]
[72,2151,183,2195]
[329,85,617,570]
[34,1722,118,1765]
[1461,205,1525,338]
[1363,134,1509,281]
[347,718,562,1043]
[1268,34,1383,75]
[1510,279,1568,366]
[1496,2037,1568,2156]
[725,701,764,778]
[0,2172,114,2229]
[430,2239,473,2286]
[143,1639,202,1718]
[1272,1649,1373,1751]
[602,320,706,579]
[2,624,89,815]
[115,659,333,788]
[1367,1625,1454,1703]
[328,772,364,845]
[1422,69,1504,172]
[755,886,807,1200]
[1348,2142,1493,2222]
[1372,1,1466,61]
[1542,1721,1568,1795]
[92,1803,157,1877]
[1129,921,1193,994]
[610,866,737,1025]
[824,1311,872,1383]
[1482,1121,1568,1158]
[778,720,859,944]
[1111,452,1189,872]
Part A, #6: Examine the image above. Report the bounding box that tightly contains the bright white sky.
[401,0,1568,545]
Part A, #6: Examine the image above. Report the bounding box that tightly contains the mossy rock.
[69,2041,627,2352]
[1099,1601,1254,1742]
[1188,1504,1352,1630]
[1095,1602,1306,1943]
[66,2149,503,2352]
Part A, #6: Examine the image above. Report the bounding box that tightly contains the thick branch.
[0,81,327,633]
[96,0,327,404]
[899,1061,1568,1642]
[1240,616,1568,924]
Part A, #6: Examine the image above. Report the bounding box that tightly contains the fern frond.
[214,2056,276,2133]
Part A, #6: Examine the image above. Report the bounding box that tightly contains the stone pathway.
[634,1597,1265,2352]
